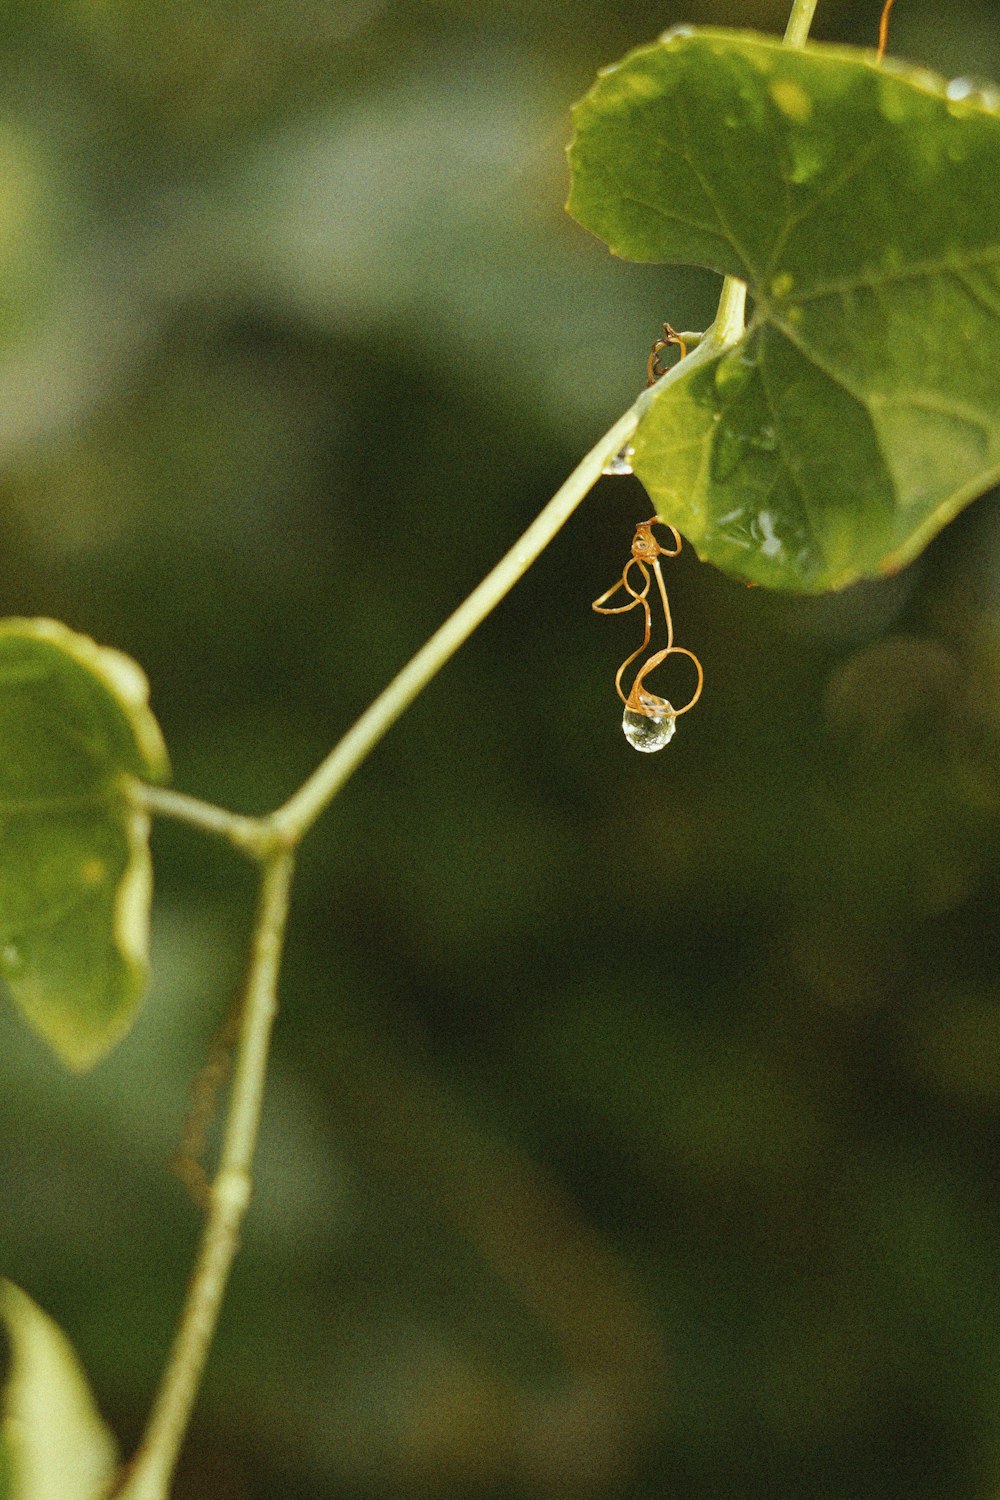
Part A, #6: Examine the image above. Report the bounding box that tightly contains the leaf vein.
[755,355,825,573]
[668,99,757,277]
[763,132,887,283]
[786,246,1000,305]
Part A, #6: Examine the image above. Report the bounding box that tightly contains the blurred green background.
[2,1,1000,1496]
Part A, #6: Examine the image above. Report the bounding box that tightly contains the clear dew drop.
[622,692,676,753]
[602,445,634,477]
[945,76,1000,109]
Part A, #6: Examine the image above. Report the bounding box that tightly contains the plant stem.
[113,849,296,1500]
[710,275,747,347]
[107,4,821,1491]
[269,402,643,842]
[131,784,275,859]
[121,369,723,1494]
[784,0,820,47]
[121,48,766,1476]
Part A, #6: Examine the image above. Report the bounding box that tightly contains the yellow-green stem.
[131,784,277,860]
[113,850,295,1500]
[784,0,820,47]
[121,302,754,1498]
[121,2,822,1489]
[269,403,643,842]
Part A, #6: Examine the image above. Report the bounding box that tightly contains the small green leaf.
[568,30,1000,590]
[0,1282,118,1500]
[0,619,168,1068]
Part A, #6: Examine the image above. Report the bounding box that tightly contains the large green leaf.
[0,1282,118,1500]
[567,29,1000,590]
[0,619,168,1069]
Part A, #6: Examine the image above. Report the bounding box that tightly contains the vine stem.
[113,850,295,1500]
[114,291,753,1500]
[784,0,820,47]
[131,785,278,860]
[269,404,640,841]
[271,307,751,845]
[114,0,826,1484]
[114,319,746,1500]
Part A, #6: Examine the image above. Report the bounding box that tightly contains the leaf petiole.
[130,784,280,861]
[783,0,820,47]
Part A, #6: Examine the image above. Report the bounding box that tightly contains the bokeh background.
[1,0,999,1495]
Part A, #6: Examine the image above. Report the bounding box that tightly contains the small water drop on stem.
[602,446,634,477]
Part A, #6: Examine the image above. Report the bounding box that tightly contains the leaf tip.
[1,1281,118,1500]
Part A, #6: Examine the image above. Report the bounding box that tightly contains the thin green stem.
[269,402,643,843]
[113,849,296,1500]
[119,395,676,1495]
[783,0,820,47]
[118,4,812,1477]
[131,784,277,860]
[713,277,748,342]
[269,267,754,850]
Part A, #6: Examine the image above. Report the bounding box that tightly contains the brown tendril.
[171,974,246,1210]
[646,323,689,387]
[592,519,704,718]
[877,0,896,61]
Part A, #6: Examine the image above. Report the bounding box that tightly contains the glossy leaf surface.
[568,29,1000,589]
[0,1282,117,1500]
[0,620,168,1068]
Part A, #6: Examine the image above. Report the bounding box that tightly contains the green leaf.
[0,619,168,1068]
[567,29,1000,590]
[0,1282,118,1500]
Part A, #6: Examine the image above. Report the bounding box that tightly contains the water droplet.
[1,943,25,978]
[602,446,634,477]
[622,692,676,753]
[945,76,1000,110]
[660,24,694,42]
[756,510,783,558]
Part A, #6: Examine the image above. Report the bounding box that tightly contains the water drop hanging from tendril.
[593,519,703,752]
